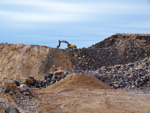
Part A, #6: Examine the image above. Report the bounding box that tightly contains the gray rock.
[0,98,22,113]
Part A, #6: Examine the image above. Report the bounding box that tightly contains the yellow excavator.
[57,40,77,49]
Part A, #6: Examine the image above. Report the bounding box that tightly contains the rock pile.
[91,57,150,89]
[63,33,150,70]
[9,70,67,89]
[62,57,150,89]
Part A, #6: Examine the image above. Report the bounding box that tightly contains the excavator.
[57,40,77,49]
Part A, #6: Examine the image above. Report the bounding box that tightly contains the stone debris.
[6,57,149,90]
[92,57,150,89]
[25,77,37,87]
[63,33,150,70]
[0,97,26,113]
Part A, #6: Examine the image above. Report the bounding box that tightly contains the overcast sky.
[0,0,150,48]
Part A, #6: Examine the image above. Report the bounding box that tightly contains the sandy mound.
[46,73,112,90]
[0,43,73,81]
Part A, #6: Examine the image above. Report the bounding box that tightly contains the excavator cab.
[57,40,77,49]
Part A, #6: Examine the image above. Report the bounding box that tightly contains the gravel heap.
[91,57,150,89]
[63,33,150,70]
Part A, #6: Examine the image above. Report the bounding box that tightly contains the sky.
[0,0,150,48]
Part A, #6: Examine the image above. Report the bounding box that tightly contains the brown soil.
[36,89,150,113]
[33,74,150,113]
[0,43,73,81]
[47,73,112,90]
[35,89,150,113]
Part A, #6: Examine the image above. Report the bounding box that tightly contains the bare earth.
[33,74,150,113]
[35,89,150,113]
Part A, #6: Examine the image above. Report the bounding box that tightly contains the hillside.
[0,43,73,81]
[64,33,150,70]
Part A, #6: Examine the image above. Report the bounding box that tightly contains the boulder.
[15,80,20,86]
[54,70,66,78]
[25,77,37,86]
[44,73,53,80]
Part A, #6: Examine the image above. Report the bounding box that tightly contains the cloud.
[0,11,86,22]
[1,0,90,13]
[1,0,147,23]
[0,0,95,23]
[0,0,149,24]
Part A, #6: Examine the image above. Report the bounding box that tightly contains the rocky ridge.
[64,33,150,70]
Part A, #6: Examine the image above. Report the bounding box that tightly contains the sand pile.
[46,73,112,90]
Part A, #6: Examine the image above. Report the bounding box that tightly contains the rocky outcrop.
[0,43,73,81]
[64,33,150,70]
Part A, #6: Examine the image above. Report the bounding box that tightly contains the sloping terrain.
[35,74,150,113]
[0,34,150,113]
[0,43,73,81]
[64,33,150,70]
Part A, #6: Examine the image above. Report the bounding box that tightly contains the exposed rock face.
[64,33,150,70]
[0,43,73,81]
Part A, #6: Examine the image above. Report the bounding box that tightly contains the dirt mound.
[64,33,150,70]
[46,73,112,90]
[0,43,73,81]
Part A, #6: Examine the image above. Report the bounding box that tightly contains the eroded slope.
[0,43,73,81]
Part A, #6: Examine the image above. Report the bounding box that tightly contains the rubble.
[63,33,150,70]
[0,93,26,113]
[5,57,149,90]
[87,57,150,89]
